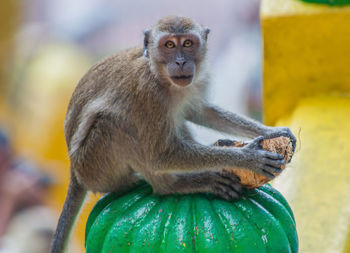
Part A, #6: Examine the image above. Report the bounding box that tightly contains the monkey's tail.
[50,173,87,253]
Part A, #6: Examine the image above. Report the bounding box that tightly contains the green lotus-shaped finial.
[299,0,350,6]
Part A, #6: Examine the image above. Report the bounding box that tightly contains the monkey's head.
[144,16,210,87]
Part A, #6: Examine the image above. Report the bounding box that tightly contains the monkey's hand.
[239,136,286,179]
[264,126,296,152]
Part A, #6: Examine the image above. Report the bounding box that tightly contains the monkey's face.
[153,33,205,87]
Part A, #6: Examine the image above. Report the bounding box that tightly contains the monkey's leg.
[51,173,87,253]
[69,112,140,193]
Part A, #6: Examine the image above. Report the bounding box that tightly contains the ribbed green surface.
[299,0,350,5]
[85,183,298,253]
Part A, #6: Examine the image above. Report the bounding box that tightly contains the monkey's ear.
[204,27,210,41]
[143,29,150,58]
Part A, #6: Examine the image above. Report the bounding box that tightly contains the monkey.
[50,16,296,253]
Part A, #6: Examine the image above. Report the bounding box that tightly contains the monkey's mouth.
[171,75,193,80]
[170,75,193,86]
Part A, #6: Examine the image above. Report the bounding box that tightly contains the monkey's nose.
[176,60,186,69]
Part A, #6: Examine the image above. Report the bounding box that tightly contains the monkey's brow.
[159,24,194,34]
[163,33,196,39]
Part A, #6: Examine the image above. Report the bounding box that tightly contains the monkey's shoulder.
[71,47,147,96]
[64,47,147,139]
[78,47,148,88]
[92,46,145,74]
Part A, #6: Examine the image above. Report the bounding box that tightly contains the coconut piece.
[215,136,293,189]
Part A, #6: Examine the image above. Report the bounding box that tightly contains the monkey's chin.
[170,75,193,87]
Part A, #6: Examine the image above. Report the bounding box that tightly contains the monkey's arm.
[186,104,296,150]
[153,137,284,178]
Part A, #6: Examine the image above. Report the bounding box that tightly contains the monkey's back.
[64,46,149,149]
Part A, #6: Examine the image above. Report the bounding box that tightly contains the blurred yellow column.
[274,96,350,253]
[0,1,98,251]
[8,42,95,252]
[261,0,350,252]
[261,0,350,126]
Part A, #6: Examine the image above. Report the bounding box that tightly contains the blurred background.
[0,0,262,252]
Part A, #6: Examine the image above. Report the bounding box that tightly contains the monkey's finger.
[208,171,232,185]
[215,177,243,194]
[254,165,278,178]
[228,182,242,194]
[258,169,275,179]
[217,182,241,197]
[263,151,284,161]
[214,185,240,200]
[215,173,242,192]
[214,180,242,196]
[213,174,242,194]
[253,136,264,147]
[247,136,264,149]
[218,171,241,183]
[213,176,234,187]
[262,158,285,168]
[213,187,234,201]
[263,164,282,174]
[257,165,281,179]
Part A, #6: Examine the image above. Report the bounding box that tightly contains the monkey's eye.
[183,40,193,47]
[165,41,175,48]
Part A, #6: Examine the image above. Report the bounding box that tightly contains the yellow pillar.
[7,43,94,252]
[262,0,350,252]
[275,96,350,252]
[261,0,350,125]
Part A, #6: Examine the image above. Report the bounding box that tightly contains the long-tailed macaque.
[51,16,296,253]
